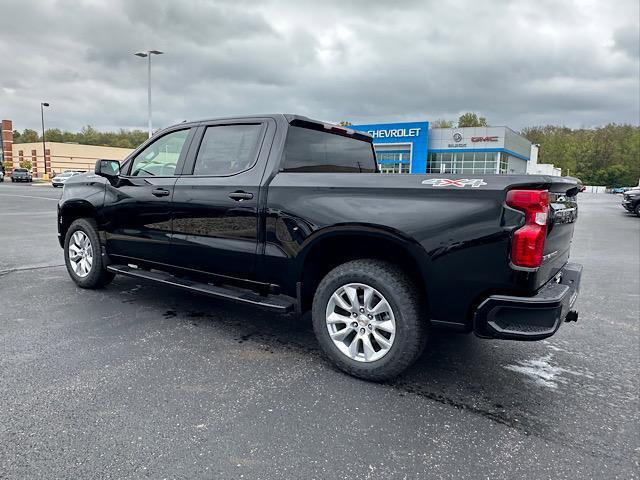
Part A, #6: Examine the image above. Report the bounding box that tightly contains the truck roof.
[161,114,373,142]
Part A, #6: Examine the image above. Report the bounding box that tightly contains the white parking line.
[0,263,65,276]
[0,193,59,201]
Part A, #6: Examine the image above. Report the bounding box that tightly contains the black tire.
[635,204,640,217]
[312,259,428,381]
[64,218,115,288]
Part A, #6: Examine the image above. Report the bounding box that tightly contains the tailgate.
[538,179,580,288]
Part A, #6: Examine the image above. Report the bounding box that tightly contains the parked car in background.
[11,168,32,182]
[622,188,640,216]
[610,187,626,194]
[51,171,82,188]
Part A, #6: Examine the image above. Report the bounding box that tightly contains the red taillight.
[506,189,549,268]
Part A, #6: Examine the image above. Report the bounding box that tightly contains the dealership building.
[350,121,533,175]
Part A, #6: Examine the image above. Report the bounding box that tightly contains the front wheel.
[64,218,115,288]
[635,204,640,217]
[312,259,428,381]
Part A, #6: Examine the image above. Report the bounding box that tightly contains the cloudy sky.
[1,0,638,132]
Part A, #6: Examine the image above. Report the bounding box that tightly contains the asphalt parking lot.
[1,182,638,479]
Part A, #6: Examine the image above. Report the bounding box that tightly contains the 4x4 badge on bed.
[421,178,487,188]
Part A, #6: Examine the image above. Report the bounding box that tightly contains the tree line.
[11,114,640,186]
[521,124,639,187]
[433,113,639,186]
[13,125,148,150]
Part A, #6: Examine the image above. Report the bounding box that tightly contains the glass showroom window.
[427,153,440,173]
[376,151,410,174]
[499,152,509,173]
[428,153,455,173]
[485,152,498,174]
[462,152,475,173]
[428,152,506,174]
[428,155,435,173]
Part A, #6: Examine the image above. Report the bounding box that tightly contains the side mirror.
[95,159,120,179]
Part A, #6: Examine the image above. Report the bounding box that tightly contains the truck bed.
[264,172,579,326]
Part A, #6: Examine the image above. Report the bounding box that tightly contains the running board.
[106,264,294,313]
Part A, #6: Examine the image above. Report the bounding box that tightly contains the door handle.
[152,188,171,197]
[228,191,254,201]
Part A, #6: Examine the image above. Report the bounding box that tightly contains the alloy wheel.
[325,283,397,362]
[68,230,93,278]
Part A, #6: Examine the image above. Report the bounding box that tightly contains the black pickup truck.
[58,114,582,380]
[622,188,640,216]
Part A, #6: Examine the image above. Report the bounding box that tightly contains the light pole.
[134,50,163,138]
[40,102,50,177]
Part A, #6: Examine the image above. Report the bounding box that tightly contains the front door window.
[130,129,190,177]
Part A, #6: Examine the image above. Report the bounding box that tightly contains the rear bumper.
[474,262,582,341]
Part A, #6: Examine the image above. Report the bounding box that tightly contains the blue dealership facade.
[350,122,429,174]
[350,121,532,175]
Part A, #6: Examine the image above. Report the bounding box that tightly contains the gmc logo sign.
[471,136,498,142]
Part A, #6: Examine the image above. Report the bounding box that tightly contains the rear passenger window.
[282,126,376,173]
[193,124,262,176]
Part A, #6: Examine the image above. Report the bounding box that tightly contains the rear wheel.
[64,218,115,288]
[312,259,428,381]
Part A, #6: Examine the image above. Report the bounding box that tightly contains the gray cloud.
[1,0,638,132]
[613,25,640,59]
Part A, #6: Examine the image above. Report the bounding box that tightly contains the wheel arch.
[296,225,432,313]
[59,200,99,247]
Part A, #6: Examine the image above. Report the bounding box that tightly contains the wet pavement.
[1,183,638,479]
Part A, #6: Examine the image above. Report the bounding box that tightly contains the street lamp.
[134,50,164,138]
[40,102,50,177]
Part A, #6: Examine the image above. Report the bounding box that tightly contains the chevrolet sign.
[367,128,422,139]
